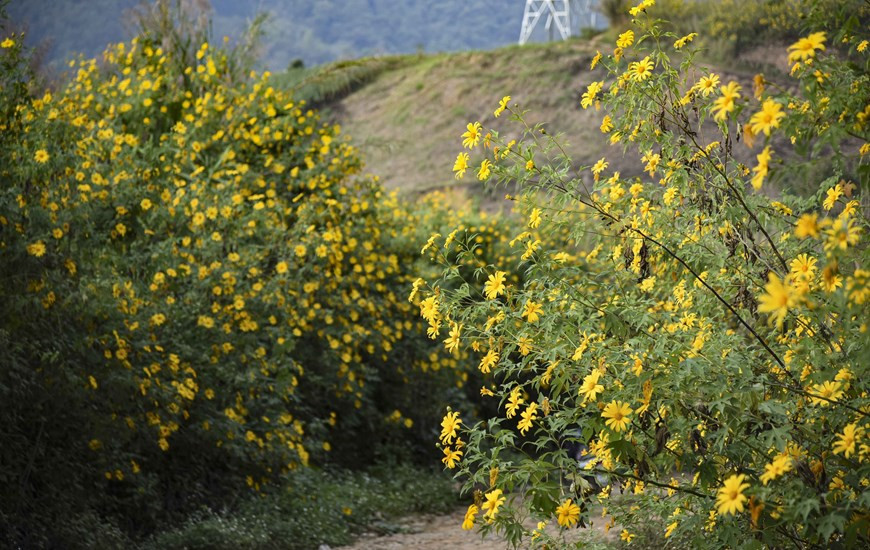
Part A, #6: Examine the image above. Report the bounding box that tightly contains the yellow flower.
[34,149,50,163]
[601,400,632,432]
[629,0,655,16]
[461,121,482,149]
[809,380,843,406]
[462,504,479,530]
[757,273,798,328]
[1,37,14,48]
[439,410,461,445]
[482,488,505,520]
[824,215,861,252]
[616,30,634,49]
[759,455,793,485]
[620,529,635,542]
[673,32,697,50]
[712,82,741,122]
[27,241,47,257]
[477,159,492,180]
[858,40,868,53]
[788,32,826,65]
[581,81,603,109]
[444,322,462,353]
[478,348,498,374]
[453,152,469,179]
[483,270,507,300]
[750,146,771,190]
[517,402,538,435]
[517,336,533,356]
[789,254,817,281]
[665,521,678,538]
[556,499,581,527]
[823,184,843,210]
[590,50,602,69]
[506,386,524,418]
[600,115,613,133]
[749,99,785,137]
[591,157,608,181]
[494,95,511,118]
[716,474,750,515]
[794,213,820,239]
[832,423,863,458]
[629,56,654,81]
[140,198,153,210]
[696,74,720,97]
[579,370,604,403]
[521,300,543,323]
[275,261,288,274]
[441,446,463,468]
[528,208,542,229]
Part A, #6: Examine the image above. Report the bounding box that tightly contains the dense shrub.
[428,0,869,547]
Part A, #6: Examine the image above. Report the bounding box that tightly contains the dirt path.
[338,506,617,550]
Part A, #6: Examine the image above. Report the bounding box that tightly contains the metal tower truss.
[518,0,601,46]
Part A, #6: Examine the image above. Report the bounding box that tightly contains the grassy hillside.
[299,35,791,198]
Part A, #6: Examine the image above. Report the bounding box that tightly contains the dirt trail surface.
[337,507,616,550]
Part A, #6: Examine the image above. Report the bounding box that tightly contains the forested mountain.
[6,0,578,70]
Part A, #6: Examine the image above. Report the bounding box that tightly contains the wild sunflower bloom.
[600,115,614,133]
[823,184,843,210]
[824,216,861,252]
[794,213,820,239]
[673,32,697,49]
[809,380,843,406]
[478,348,498,374]
[453,152,469,179]
[462,504,479,530]
[716,474,750,515]
[441,446,463,468]
[696,74,720,97]
[787,32,826,65]
[506,386,524,418]
[517,402,538,435]
[477,159,492,180]
[749,99,785,136]
[34,149,50,163]
[832,423,863,458]
[757,272,798,328]
[616,30,634,48]
[484,271,507,300]
[26,240,46,257]
[581,81,604,109]
[579,370,604,403]
[789,253,817,281]
[629,56,654,81]
[750,146,771,190]
[494,95,511,117]
[711,81,741,122]
[461,121,482,149]
[439,410,461,445]
[521,300,543,323]
[1,37,14,48]
[601,400,633,432]
[759,455,793,485]
[482,489,505,521]
[444,322,462,353]
[556,498,581,527]
[528,208,542,228]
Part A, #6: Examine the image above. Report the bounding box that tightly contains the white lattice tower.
[518,0,601,45]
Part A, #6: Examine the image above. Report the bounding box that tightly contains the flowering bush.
[0,12,541,544]
[428,1,869,547]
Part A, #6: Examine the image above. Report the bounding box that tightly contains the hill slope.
[310,37,784,197]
